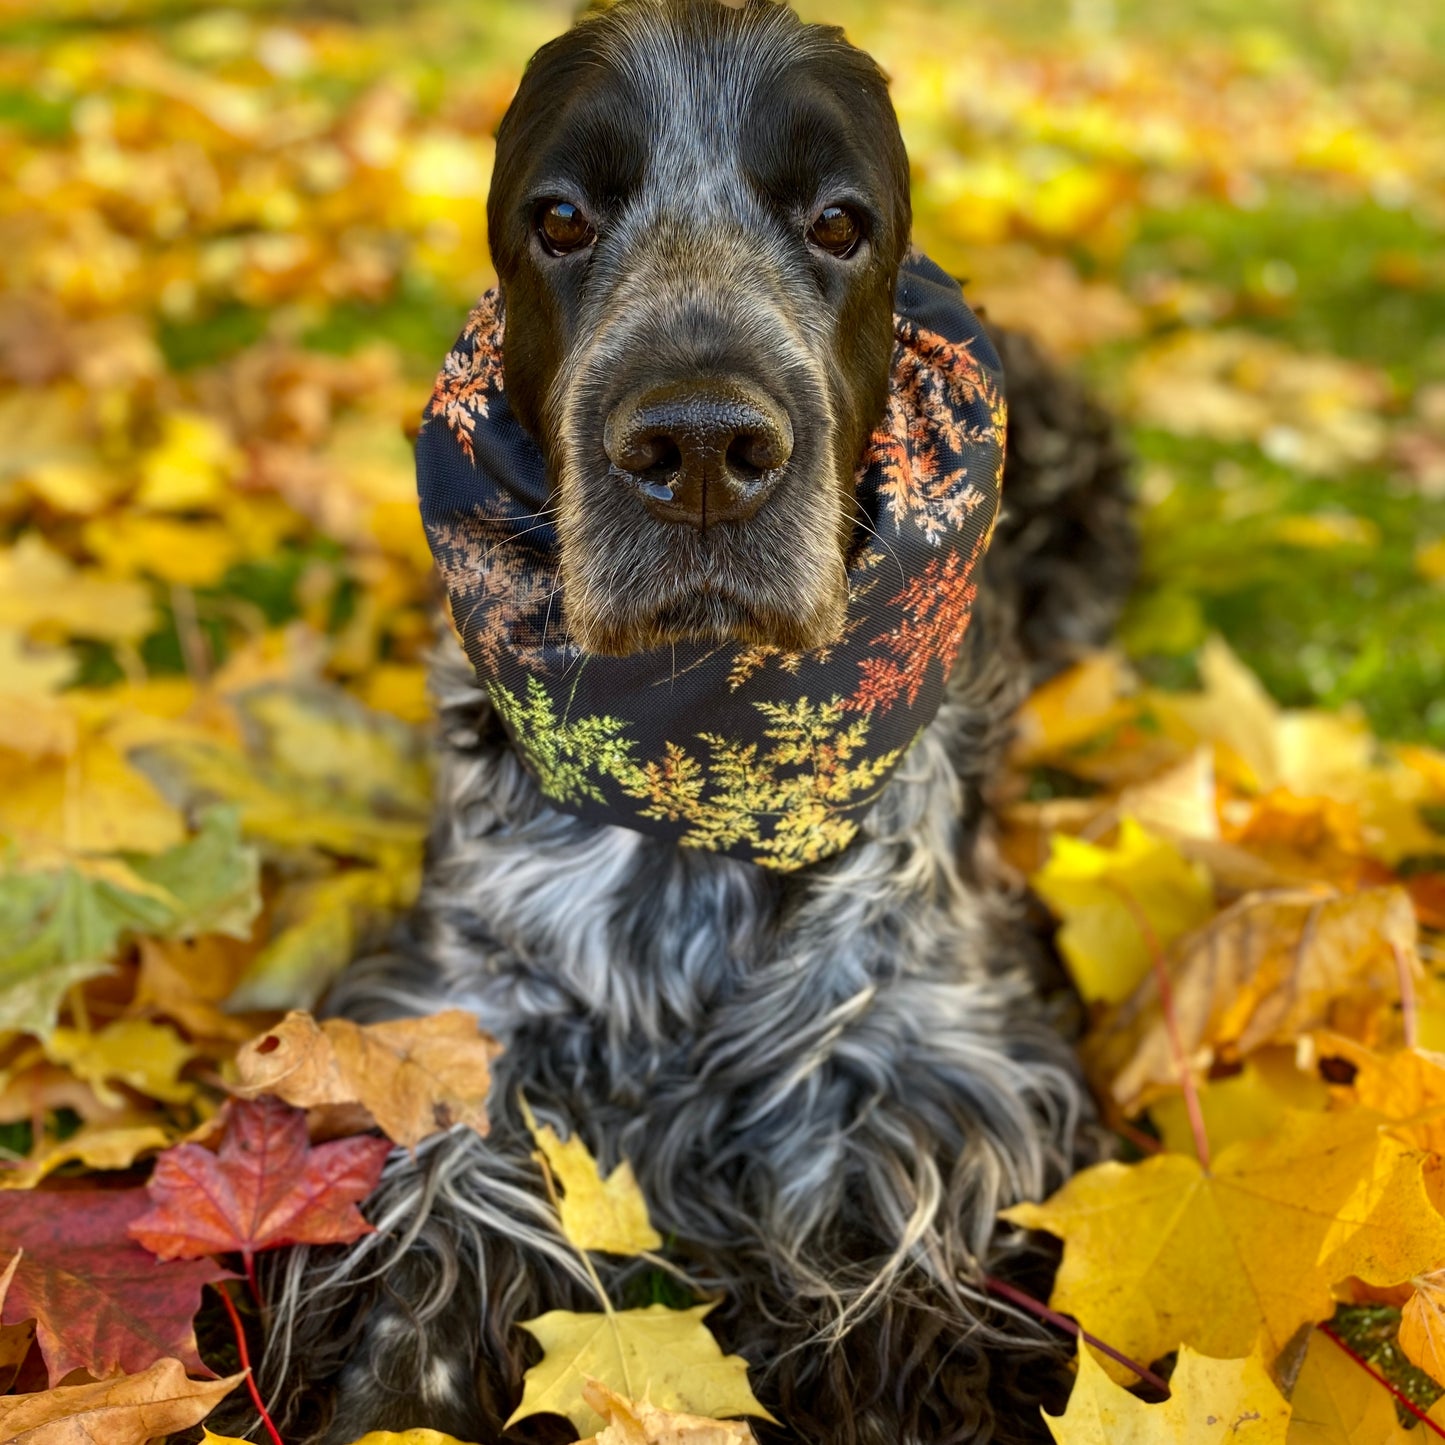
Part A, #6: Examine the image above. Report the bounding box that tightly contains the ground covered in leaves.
[1,0,1444,1441]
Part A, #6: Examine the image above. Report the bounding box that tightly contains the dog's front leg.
[254,1129,595,1445]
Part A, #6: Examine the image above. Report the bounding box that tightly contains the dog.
[258,3,1135,1442]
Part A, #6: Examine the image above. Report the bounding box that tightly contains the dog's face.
[487,0,911,656]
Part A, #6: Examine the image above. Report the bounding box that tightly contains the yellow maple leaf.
[1150,1049,1327,1156]
[235,1009,501,1150]
[1286,1328,1429,1443]
[520,1097,662,1256]
[0,732,186,856]
[1089,886,1418,1113]
[225,866,416,1013]
[43,1019,198,1110]
[1151,639,1437,861]
[339,1433,479,1445]
[83,513,242,588]
[1045,1344,1288,1444]
[1116,748,1221,843]
[134,410,242,511]
[1031,816,1215,1004]
[579,1380,757,1443]
[0,536,153,644]
[1003,1109,1445,1383]
[508,1304,776,1437]
[1010,652,1138,767]
[0,387,121,518]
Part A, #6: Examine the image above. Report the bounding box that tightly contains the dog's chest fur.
[329,621,1078,1293]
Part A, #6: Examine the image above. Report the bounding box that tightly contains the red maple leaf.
[128,1096,392,1273]
[0,1189,229,1384]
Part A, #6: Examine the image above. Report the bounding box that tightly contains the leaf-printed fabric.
[416,253,1005,871]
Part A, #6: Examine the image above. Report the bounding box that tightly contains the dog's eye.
[808,204,862,258]
[536,200,597,257]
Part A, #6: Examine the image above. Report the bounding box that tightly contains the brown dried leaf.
[580,1380,758,1443]
[0,1358,242,1445]
[1087,886,1418,1112]
[0,1251,35,1393]
[234,1009,501,1149]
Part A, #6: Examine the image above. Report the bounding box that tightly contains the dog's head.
[487,0,911,656]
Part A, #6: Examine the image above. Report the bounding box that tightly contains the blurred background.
[0,0,1443,1047]
[2,0,1442,747]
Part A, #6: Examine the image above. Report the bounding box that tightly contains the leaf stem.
[1321,1324,1445,1439]
[219,1283,285,1445]
[1107,879,1211,1171]
[983,1275,1171,1397]
[243,1249,263,1312]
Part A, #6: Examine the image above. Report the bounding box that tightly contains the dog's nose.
[604,381,793,527]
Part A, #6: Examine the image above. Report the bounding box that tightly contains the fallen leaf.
[224,865,418,1012]
[1399,1268,1445,1387]
[135,410,243,511]
[0,1188,228,1382]
[0,1357,242,1445]
[132,935,261,1043]
[1150,643,1437,862]
[1010,653,1138,767]
[0,536,153,644]
[1223,791,1372,888]
[1003,1109,1445,1383]
[1287,1328,1417,1443]
[0,732,186,856]
[1088,887,1419,1112]
[43,1019,198,1109]
[0,1252,34,1393]
[508,1303,777,1437]
[0,808,259,1036]
[1031,816,1216,1004]
[1116,749,1221,843]
[129,1095,392,1267]
[522,1098,662,1256]
[1149,1049,1328,1156]
[579,1380,757,1444]
[1319,1040,1445,1155]
[1126,330,1388,475]
[132,684,430,869]
[1044,1344,1288,1444]
[0,631,73,698]
[83,513,242,588]
[0,1121,173,1190]
[341,1434,483,1445]
[234,1009,500,1149]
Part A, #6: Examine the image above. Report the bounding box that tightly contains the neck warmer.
[416,253,1005,873]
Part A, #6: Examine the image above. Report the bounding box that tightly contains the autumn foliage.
[1,0,1444,1441]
